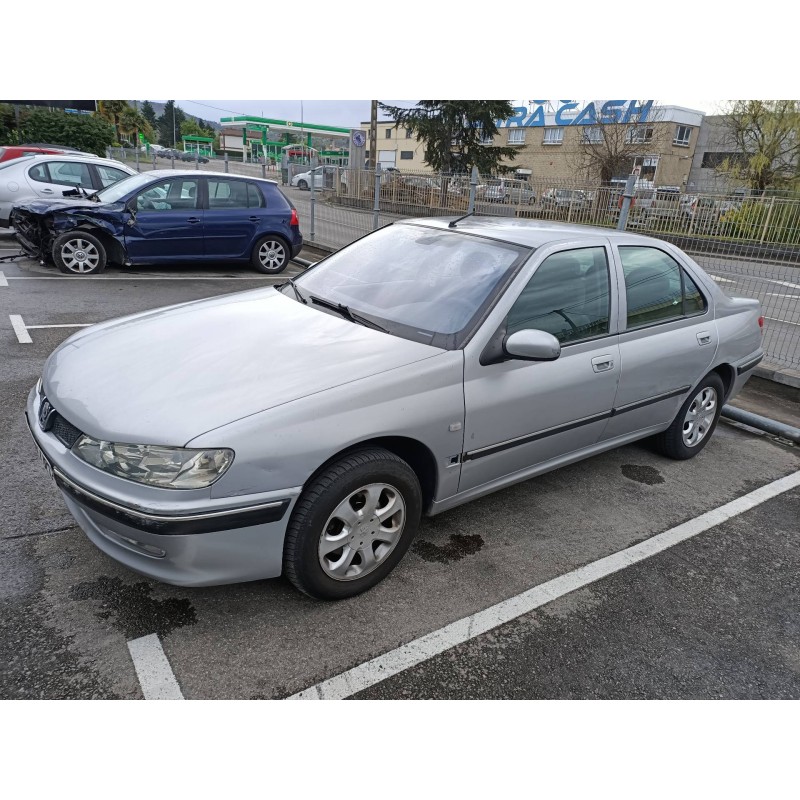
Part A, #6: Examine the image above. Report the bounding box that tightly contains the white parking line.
[0,271,7,287]
[9,315,32,344]
[4,275,289,281]
[25,324,94,329]
[127,634,184,700]
[288,469,800,700]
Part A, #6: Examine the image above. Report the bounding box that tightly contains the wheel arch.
[303,436,439,514]
[710,362,736,402]
[58,223,126,266]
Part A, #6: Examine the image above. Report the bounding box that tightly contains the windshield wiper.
[282,277,307,304]
[309,296,388,333]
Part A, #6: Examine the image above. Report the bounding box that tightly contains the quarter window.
[27,164,50,183]
[619,246,707,328]
[246,182,265,208]
[507,247,612,344]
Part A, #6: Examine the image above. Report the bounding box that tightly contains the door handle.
[696,331,712,346]
[41,188,54,194]
[591,355,615,373]
[187,217,200,224]
[249,216,260,222]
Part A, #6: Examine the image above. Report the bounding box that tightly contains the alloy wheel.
[258,240,286,271]
[60,239,100,273]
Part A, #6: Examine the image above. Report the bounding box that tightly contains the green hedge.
[18,110,115,157]
[721,200,800,245]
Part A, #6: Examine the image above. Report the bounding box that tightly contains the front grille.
[51,412,83,448]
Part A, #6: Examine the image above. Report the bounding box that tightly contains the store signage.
[499,100,654,128]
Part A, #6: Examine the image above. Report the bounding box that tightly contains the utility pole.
[369,100,378,170]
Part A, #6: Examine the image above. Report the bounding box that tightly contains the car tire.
[251,234,290,274]
[652,373,724,460]
[52,231,107,275]
[297,179,308,190]
[283,448,422,600]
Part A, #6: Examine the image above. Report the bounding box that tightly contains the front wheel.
[653,373,724,460]
[52,231,107,275]
[283,448,422,599]
[297,179,308,190]
[251,235,289,274]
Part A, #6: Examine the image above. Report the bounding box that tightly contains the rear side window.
[619,246,707,328]
[208,179,249,209]
[48,161,92,187]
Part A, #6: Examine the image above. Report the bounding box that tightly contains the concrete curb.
[754,363,800,390]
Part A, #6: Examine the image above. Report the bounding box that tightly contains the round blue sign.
[352,131,366,147]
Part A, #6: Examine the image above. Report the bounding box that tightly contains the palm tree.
[118,106,153,149]
[97,101,129,143]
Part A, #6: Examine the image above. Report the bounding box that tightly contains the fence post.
[310,167,316,242]
[760,197,776,244]
[468,166,478,214]
[224,153,229,174]
[616,174,637,231]
[195,155,199,170]
[152,153,157,171]
[261,162,266,179]
[170,155,175,170]
[135,149,140,172]
[373,164,381,230]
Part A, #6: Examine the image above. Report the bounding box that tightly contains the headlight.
[72,436,234,490]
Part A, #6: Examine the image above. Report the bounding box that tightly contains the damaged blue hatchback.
[11,169,303,275]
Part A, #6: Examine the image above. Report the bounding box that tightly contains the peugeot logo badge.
[38,398,56,431]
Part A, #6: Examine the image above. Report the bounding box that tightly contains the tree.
[378,100,518,174]
[718,100,800,192]
[568,101,667,184]
[97,100,129,143]
[157,101,186,147]
[19,110,115,156]
[0,102,18,146]
[141,100,158,130]
[119,106,154,147]
[180,118,206,139]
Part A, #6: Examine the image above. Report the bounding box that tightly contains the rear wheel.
[251,235,289,274]
[52,231,107,275]
[653,373,724,460]
[283,448,422,599]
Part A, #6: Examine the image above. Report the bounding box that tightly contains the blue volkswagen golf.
[11,170,303,275]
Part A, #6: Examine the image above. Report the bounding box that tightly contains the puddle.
[412,533,484,564]
[621,464,665,486]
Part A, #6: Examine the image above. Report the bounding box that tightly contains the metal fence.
[106,149,799,371]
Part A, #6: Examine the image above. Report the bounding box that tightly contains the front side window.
[296,224,527,346]
[95,165,129,188]
[47,161,92,187]
[619,246,707,328]
[507,247,611,344]
[135,178,198,211]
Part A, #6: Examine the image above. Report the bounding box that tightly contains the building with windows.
[489,102,705,188]
[359,119,429,171]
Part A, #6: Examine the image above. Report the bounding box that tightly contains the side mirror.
[504,329,561,361]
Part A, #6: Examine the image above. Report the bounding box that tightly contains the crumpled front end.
[11,207,51,259]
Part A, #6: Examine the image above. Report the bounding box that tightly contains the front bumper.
[26,387,301,587]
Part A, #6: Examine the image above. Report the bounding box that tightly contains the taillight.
[290,208,299,227]
[758,315,764,334]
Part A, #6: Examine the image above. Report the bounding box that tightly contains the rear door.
[601,243,716,441]
[124,176,203,262]
[203,177,261,259]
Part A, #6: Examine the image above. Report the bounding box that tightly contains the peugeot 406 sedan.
[26,219,764,599]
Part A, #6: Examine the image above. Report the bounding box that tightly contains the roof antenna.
[449,211,475,228]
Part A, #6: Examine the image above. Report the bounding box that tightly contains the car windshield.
[94,172,154,203]
[295,224,528,347]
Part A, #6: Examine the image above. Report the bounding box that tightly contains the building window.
[400,151,414,160]
[542,127,564,145]
[405,128,413,139]
[701,151,744,169]
[508,128,526,145]
[480,132,494,145]
[581,127,603,145]
[385,128,392,139]
[674,125,692,147]
[625,126,654,144]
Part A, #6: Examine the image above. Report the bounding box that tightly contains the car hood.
[13,197,123,216]
[42,288,444,445]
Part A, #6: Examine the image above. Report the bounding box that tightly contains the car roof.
[144,169,278,184]
[400,216,676,249]
[8,153,128,166]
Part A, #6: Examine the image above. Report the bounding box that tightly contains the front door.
[125,176,203,262]
[460,244,620,493]
[601,244,716,441]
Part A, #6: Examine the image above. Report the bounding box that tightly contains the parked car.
[11,170,302,275]
[0,154,136,228]
[482,178,536,204]
[291,166,341,190]
[158,148,183,160]
[540,188,591,211]
[180,151,210,164]
[0,144,94,164]
[26,219,763,599]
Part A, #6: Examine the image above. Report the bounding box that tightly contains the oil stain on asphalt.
[412,533,484,564]
[68,575,197,640]
[621,464,665,485]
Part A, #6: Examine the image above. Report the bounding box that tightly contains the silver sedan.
[27,219,764,599]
